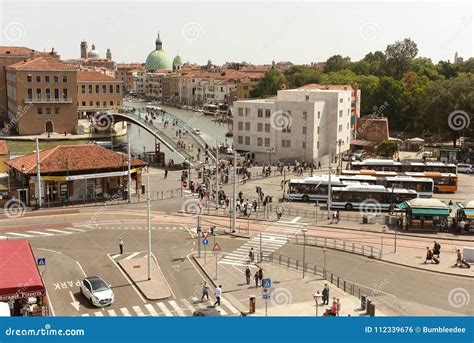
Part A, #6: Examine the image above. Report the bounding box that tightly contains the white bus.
[331,184,418,211]
[287,176,344,202]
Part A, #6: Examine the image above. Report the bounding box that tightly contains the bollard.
[249,297,256,314]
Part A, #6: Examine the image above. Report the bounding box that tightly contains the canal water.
[7,100,233,163]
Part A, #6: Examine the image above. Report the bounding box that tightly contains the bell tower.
[80,40,88,59]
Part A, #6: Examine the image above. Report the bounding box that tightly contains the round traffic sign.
[182,180,188,188]
[202,239,209,246]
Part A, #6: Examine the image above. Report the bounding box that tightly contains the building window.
[238,122,243,130]
[303,126,306,134]
[27,89,32,99]
[264,138,270,147]
[339,110,343,118]
[45,89,50,99]
[103,85,107,94]
[287,140,291,147]
[37,108,42,115]
[245,122,250,131]
[348,109,350,116]
[110,101,114,106]
[62,89,68,99]
[258,109,263,117]
[117,101,121,106]
[89,101,93,106]
[265,123,270,132]
[305,95,309,101]
[318,111,321,119]
[55,108,60,114]
[62,76,68,82]
[45,76,50,83]
[238,136,243,144]
[27,75,32,82]
[257,123,263,132]
[116,85,121,94]
[339,125,342,132]
[245,136,250,145]
[339,98,343,103]
[257,137,263,146]
[82,101,86,106]
[103,101,107,106]
[46,108,51,114]
[54,88,59,99]
[54,76,59,83]
[88,85,92,94]
[238,107,243,116]
[317,141,320,149]
[303,111,307,121]
[245,108,250,116]
[317,126,320,134]
[81,85,86,94]
[302,141,306,148]
[109,85,114,94]
[96,101,100,106]
[265,109,271,118]
[282,140,286,148]
[36,76,41,82]
[96,85,99,94]
[347,123,350,129]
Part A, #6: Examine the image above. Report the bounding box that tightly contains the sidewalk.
[193,254,383,316]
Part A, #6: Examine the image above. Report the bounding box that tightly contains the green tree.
[250,69,286,98]
[284,66,322,88]
[384,38,419,79]
[437,60,457,79]
[372,77,410,131]
[409,57,440,80]
[376,140,399,157]
[323,55,350,73]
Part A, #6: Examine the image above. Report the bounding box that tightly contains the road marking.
[46,229,73,234]
[124,252,141,260]
[168,300,186,316]
[290,216,302,223]
[67,228,86,232]
[94,311,104,316]
[108,309,117,316]
[0,236,8,240]
[106,254,146,303]
[180,299,194,313]
[76,261,87,277]
[120,307,132,316]
[132,306,146,316]
[27,231,54,236]
[6,232,32,237]
[145,303,159,316]
[156,302,173,316]
[221,297,239,314]
[81,314,90,317]
[110,254,120,259]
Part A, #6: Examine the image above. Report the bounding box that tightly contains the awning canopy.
[464,209,474,219]
[396,202,408,210]
[411,208,450,217]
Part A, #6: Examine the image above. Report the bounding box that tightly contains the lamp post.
[323,247,327,276]
[337,139,344,174]
[266,147,274,167]
[302,225,308,278]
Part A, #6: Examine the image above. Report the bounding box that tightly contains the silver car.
[80,276,114,307]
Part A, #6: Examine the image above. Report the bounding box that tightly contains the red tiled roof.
[0,46,36,56]
[7,56,77,71]
[77,69,119,82]
[298,83,354,91]
[0,140,9,155]
[6,144,147,175]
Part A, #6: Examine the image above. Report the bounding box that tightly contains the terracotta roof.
[0,46,36,56]
[77,69,119,82]
[6,144,147,175]
[298,83,354,91]
[7,56,77,71]
[0,140,9,155]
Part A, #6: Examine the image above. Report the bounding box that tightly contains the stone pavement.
[194,255,384,316]
[117,252,172,300]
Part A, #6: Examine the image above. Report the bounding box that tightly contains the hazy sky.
[1,1,472,65]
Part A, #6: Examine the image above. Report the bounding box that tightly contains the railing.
[25,97,72,104]
[290,234,382,259]
[262,252,370,300]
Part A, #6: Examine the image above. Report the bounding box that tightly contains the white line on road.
[81,314,90,317]
[94,311,104,316]
[106,254,146,304]
[120,308,132,316]
[0,236,7,240]
[156,302,172,316]
[290,216,302,223]
[124,252,141,260]
[76,261,87,277]
[46,229,73,234]
[168,300,186,316]
[132,306,146,316]
[26,231,54,236]
[107,309,117,316]
[6,232,32,237]
[221,297,239,314]
[144,303,159,316]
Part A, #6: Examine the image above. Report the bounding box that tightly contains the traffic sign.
[202,239,209,246]
[262,278,272,288]
[212,243,221,252]
[37,258,46,266]
[182,180,188,188]
[202,231,209,239]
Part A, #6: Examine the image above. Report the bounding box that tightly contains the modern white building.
[233,88,353,164]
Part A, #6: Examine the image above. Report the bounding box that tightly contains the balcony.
[25,97,73,104]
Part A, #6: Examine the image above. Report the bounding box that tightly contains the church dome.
[145,33,172,71]
[173,55,182,66]
[87,44,100,59]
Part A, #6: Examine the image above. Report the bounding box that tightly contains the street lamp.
[323,247,327,277]
[337,139,344,174]
[302,225,308,278]
[313,292,322,316]
[266,147,274,167]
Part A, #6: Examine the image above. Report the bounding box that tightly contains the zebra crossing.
[0,225,90,240]
[219,221,304,266]
[80,296,239,317]
[97,225,188,231]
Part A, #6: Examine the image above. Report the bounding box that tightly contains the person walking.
[119,238,124,254]
[322,284,329,305]
[164,168,168,179]
[336,298,341,316]
[456,249,463,267]
[201,281,209,301]
[258,268,263,287]
[249,248,255,263]
[254,271,259,288]
[245,266,251,285]
[424,247,434,263]
[213,285,222,306]
[433,241,441,258]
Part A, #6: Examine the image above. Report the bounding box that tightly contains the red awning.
[0,240,45,299]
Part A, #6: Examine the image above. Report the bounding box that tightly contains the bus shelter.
[402,198,450,231]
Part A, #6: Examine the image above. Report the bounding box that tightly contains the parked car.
[457,164,473,174]
[352,149,367,161]
[192,308,222,316]
[80,276,114,307]
[342,153,356,161]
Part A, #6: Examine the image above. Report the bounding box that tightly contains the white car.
[457,164,473,174]
[80,276,114,307]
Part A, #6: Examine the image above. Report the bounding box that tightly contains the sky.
[0,0,472,65]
